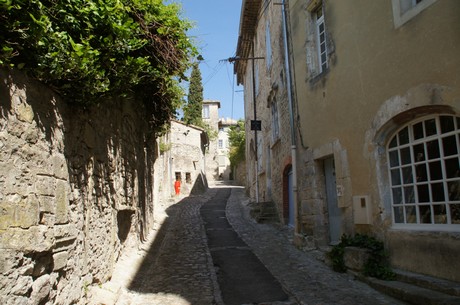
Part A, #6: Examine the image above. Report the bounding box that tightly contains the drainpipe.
[251,43,260,204]
[281,0,299,234]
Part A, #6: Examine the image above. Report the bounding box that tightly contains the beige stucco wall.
[291,0,459,194]
[289,0,460,280]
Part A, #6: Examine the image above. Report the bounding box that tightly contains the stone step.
[346,248,460,304]
[259,210,278,216]
[394,269,460,297]
[249,201,281,224]
[362,276,460,305]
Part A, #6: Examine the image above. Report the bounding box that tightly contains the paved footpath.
[88,184,405,305]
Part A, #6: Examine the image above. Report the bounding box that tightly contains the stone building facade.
[202,100,221,182]
[236,0,460,283]
[155,120,208,198]
[217,118,238,180]
[235,0,294,222]
[0,69,157,304]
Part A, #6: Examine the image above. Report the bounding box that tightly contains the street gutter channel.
[200,188,289,305]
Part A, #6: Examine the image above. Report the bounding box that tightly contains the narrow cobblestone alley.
[90,184,405,305]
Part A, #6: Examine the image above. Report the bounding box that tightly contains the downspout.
[281,0,299,234]
[252,42,260,204]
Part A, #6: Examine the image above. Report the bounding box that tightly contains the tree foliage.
[0,0,197,127]
[228,120,245,167]
[183,62,203,126]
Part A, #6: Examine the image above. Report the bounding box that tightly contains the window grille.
[387,115,460,227]
[202,105,210,119]
[315,5,327,73]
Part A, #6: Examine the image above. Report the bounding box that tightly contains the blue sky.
[178,0,245,121]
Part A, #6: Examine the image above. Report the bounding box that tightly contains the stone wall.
[170,120,207,195]
[203,100,220,182]
[0,69,156,304]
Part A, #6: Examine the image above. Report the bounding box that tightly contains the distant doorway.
[324,157,341,244]
[288,169,295,227]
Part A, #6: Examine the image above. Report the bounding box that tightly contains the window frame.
[257,135,263,173]
[202,105,210,119]
[265,19,272,70]
[271,96,280,142]
[254,63,260,97]
[315,5,328,74]
[391,0,437,28]
[387,114,460,231]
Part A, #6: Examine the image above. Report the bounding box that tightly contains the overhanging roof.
[234,0,262,85]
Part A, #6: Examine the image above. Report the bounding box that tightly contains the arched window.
[387,115,460,228]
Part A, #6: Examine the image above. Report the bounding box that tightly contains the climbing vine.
[0,0,197,127]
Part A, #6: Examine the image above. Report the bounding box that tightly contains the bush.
[328,234,396,280]
[1,0,197,127]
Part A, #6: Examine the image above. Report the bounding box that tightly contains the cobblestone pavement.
[89,183,405,305]
[225,185,406,305]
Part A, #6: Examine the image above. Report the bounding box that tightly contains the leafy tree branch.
[0,0,197,128]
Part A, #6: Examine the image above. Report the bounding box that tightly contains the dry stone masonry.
[0,69,156,304]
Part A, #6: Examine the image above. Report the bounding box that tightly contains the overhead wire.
[202,60,225,85]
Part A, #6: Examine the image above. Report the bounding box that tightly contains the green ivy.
[0,0,197,128]
[228,120,245,167]
[327,234,396,280]
[159,141,171,154]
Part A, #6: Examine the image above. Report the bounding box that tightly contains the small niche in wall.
[117,209,135,243]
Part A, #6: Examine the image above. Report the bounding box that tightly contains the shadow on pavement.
[126,192,216,304]
[125,185,288,305]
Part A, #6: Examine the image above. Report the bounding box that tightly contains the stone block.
[0,199,39,230]
[39,212,55,226]
[30,274,51,305]
[0,249,22,274]
[35,175,56,196]
[54,224,78,240]
[53,155,68,180]
[55,180,69,224]
[3,165,22,194]
[0,226,54,253]
[20,263,34,276]
[11,276,32,296]
[24,126,39,144]
[1,295,29,305]
[38,195,55,214]
[0,201,14,230]
[343,246,371,272]
[53,251,68,271]
[16,103,34,123]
